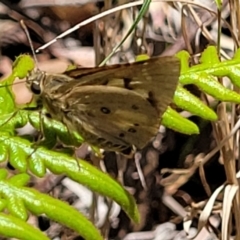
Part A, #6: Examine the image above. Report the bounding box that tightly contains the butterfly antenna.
[20,20,39,69]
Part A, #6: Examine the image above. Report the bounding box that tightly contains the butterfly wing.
[55,85,160,151]
[64,56,180,115]
[42,56,180,152]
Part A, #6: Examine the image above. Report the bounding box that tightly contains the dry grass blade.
[222,185,239,240]
[198,184,225,233]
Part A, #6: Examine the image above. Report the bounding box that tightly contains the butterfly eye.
[30,81,42,95]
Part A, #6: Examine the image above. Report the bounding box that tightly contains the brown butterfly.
[26,57,180,154]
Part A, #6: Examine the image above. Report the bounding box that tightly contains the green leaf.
[177,46,240,104]
[162,107,199,135]
[173,86,217,121]
[0,133,139,223]
[171,45,240,134]
[12,55,35,79]
[0,170,103,240]
[0,212,49,240]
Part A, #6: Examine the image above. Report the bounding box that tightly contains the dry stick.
[36,0,217,53]
[229,0,240,46]
[199,163,212,197]
[161,0,229,56]
[217,112,240,240]
[224,0,240,240]
[181,5,193,55]
[188,4,215,43]
[163,118,240,194]
[228,7,240,239]
[36,1,146,52]
[228,12,240,240]
[182,0,237,198]
[202,118,240,165]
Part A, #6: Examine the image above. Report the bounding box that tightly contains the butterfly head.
[26,69,45,96]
